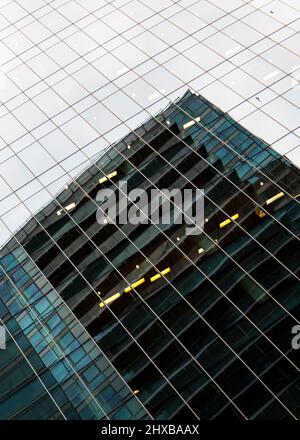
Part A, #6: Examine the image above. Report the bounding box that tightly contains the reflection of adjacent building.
[1,91,300,420]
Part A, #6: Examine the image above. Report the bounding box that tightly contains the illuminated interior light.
[255,207,266,218]
[263,70,279,81]
[265,192,284,205]
[99,292,121,308]
[183,116,201,130]
[150,267,171,282]
[219,213,239,229]
[117,67,128,75]
[166,120,171,125]
[136,265,139,269]
[150,273,161,282]
[65,203,76,211]
[99,176,108,184]
[205,218,209,223]
[260,181,264,186]
[99,170,117,184]
[131,278,145,289]
[220,218,231,228]
[107,171,117,179]
[133,390,140,395]
[161,267,171,276]
[56,202,76,216]
[103,218,108,224]
[198,248,204,255]
[127,144,131,149]
[231,213,239,221]
[176,237,180,241]
[124,278,145,293]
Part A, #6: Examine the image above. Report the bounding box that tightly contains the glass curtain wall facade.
[0,90,300,420]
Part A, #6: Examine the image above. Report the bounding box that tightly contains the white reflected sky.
[0,0,299,245]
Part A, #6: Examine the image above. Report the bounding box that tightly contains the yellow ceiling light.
[219,213,239,229]
[124,278,145,293]
[198,248,205,255]
[56,202,76,216]
[133,390,140,395]
[150,273,161,283]
[99,170,117,184]
[161,267,171,276]
[99,292,121,308]
[183,116,201,130]
[150,267,171,283]
[265,192,284,205]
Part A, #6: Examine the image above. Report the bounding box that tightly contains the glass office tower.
[0,90,300,420]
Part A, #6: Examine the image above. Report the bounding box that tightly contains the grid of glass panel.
[1,90,300,419]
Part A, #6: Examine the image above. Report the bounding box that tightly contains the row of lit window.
[99,267,171,308]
